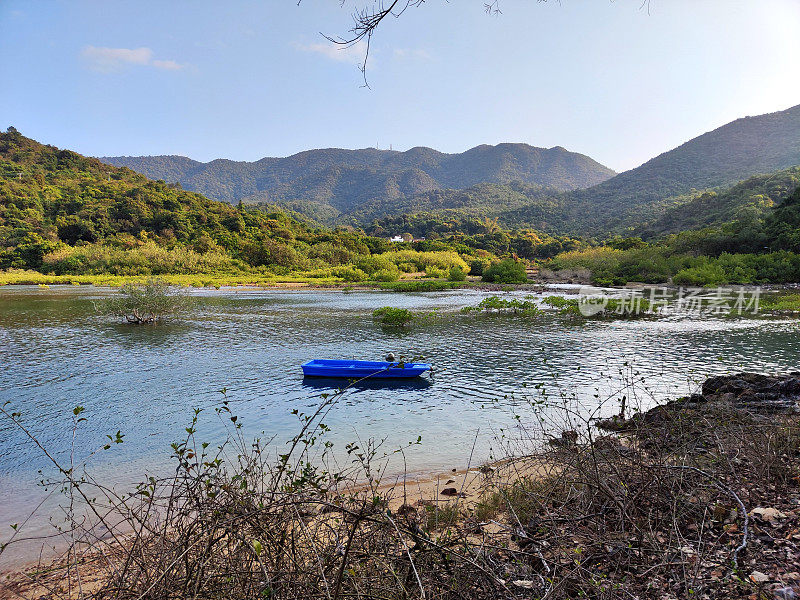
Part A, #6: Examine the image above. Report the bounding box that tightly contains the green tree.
[103,278,193,324]
[482,258,528,283]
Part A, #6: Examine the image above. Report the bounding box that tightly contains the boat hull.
[301,359,431,379]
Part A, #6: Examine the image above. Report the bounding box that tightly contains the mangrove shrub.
[103,277,193,324]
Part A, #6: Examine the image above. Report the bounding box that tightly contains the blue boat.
[301,359,431,379]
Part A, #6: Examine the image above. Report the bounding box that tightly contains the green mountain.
[380,104,800,237]
[99,143,616,223]
[503,103,800,234]
[1,129,584,281]
[0,129,387,272]
[636,166,800,238]
[362,182,569,237]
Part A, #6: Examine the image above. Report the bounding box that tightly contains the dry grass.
[2,387,799,600]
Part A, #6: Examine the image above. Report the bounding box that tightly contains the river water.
[1,285,798,565]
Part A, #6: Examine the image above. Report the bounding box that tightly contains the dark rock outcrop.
[700,372,800,413]
[598,372,800,432]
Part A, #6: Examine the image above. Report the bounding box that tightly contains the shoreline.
[2,378,799,598]
[1,271,796,293]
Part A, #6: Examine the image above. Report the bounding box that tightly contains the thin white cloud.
[152,59,184,71]
[81,46,186,73]
[293,40,372,67]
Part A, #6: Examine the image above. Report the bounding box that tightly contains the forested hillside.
[377,105,800,237]
[363,183,569,236]
[0,129,387,273]
[5,114,800,288]
[636,166,800,238]
[1,130,578,282]
[551,102,800,233]
[100,143,615,223]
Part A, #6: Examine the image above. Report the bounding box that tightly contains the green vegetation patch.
[372,306,415,328]
[462,295,541,316]
[481,258,528,283]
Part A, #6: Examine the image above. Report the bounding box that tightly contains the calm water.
[1,285,799,564]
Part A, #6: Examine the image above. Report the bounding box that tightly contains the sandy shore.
[0,452,551,599]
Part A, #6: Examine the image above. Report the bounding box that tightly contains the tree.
[300,1,651,83]
[299,1,503,81]
[103,278,193,324]
[482,258,528,283]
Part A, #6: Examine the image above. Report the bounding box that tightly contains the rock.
[687,393,707,404]
[512,580,537,589]
[750,507,788,523]
[780,378,800,394]
[775,587,799,600]
[396,504,416,517]
[440,487,459,496]
[701,373,800,413]
[599,371,800,436]
[593,435,623,450]
[750,571,770,584]
[548,430,578,448]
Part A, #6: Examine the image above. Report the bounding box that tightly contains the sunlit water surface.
[1,285,798,565]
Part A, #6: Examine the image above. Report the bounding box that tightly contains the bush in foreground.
[448,265,467,281]
[2,377,798,599]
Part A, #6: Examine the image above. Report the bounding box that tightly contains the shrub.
[546,247,623,273]
[424,266,447,278]
[462,295,540,315]
[102,277,193,323]
[354,254,395,276]
[541,295,577,310]
[672,263,728,286]
[332,266,368,282]
[383,249,469,273]
[469,258,490,276]
[482,259,528,283]
[378,280,460,292]
[371,268,400,282]
[372,306,414,327]
[448,265,467,281]
[42,242,242,276]
[397,262,417,273]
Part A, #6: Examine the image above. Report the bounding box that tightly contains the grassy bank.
[0,268,487,290]
[0,268,342,288]
[0,269,534,291]
[543,246,800,287]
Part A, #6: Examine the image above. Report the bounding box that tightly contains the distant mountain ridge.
[553,102,800,233]
[100,143,617,221]
[100,103,800,237]
[380,103,800,236]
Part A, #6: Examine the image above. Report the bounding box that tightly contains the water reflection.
[301,376,434,393]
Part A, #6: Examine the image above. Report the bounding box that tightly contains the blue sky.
[1,0,799,172]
